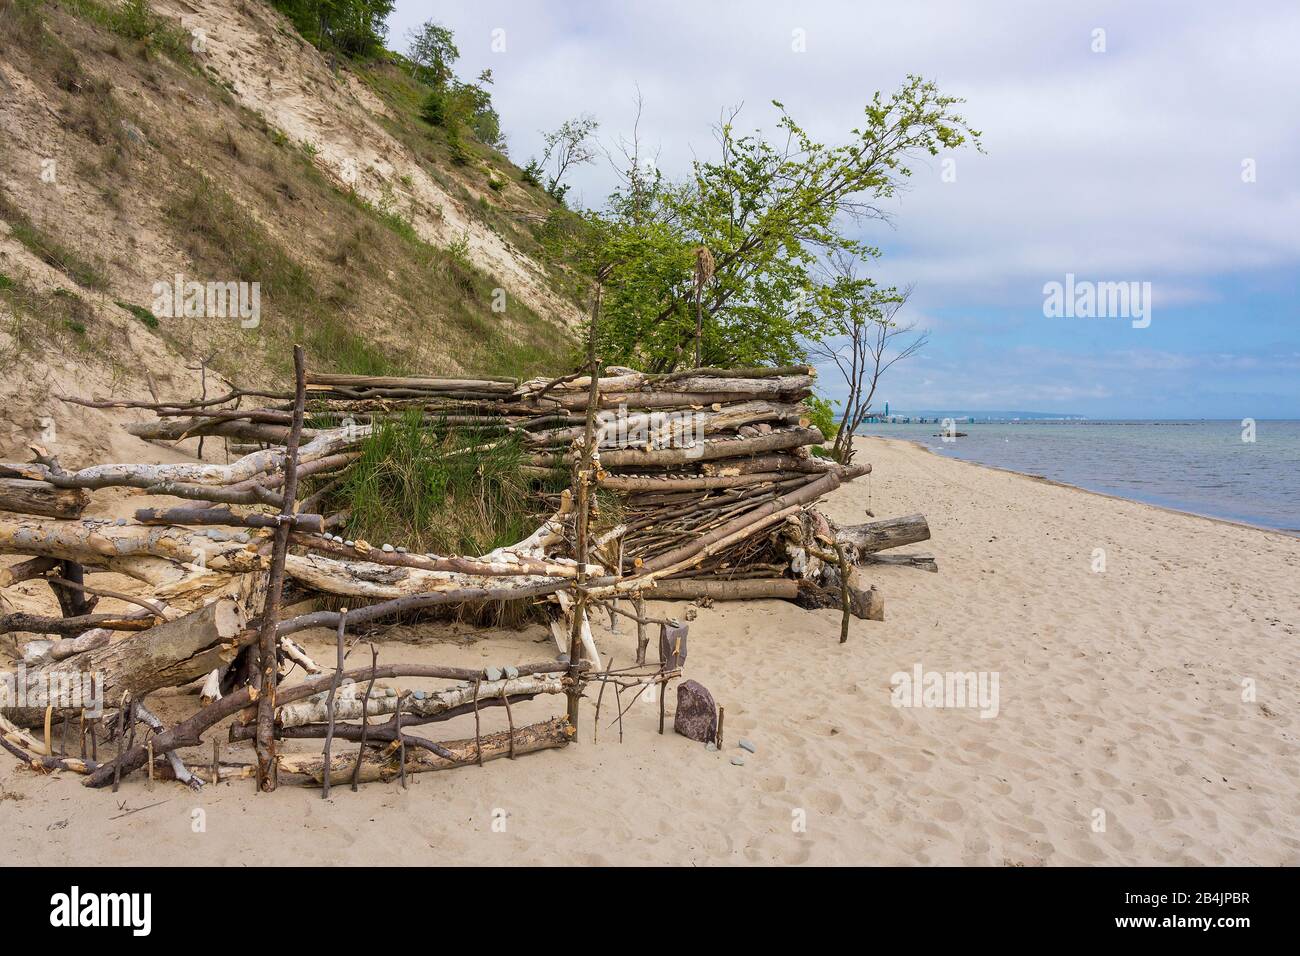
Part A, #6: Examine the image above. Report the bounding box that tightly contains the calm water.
[857,420,1300,533]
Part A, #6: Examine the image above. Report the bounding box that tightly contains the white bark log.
[0,425,367,491]
[278,675,564,727]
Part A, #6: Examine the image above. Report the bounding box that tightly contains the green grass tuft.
[116,299,159,328]
[326,410,543,557]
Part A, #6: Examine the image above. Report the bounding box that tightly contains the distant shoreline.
[854,434,1300,539]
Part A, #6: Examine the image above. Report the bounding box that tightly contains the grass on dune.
[327,410,547,558]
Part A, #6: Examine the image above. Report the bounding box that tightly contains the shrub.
[805,395,840,443]
[116,300,159,328]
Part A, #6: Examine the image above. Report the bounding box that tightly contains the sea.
[855,419,1300,534]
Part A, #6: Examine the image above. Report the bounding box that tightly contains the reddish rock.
[673,679,717,743]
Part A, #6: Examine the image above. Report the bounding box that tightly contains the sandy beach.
[3,435,1298,866]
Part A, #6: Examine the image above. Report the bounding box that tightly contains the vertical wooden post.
[395,692,407,788]
[255,344,308,792]
[634,594,648,666]
[836,543,852,644]
[111,693,128,793]
[566,275,605,734]
[472,678,484,767]
[321,607,347,800]
[658,675,667,735]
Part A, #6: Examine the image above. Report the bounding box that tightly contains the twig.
[45,575,165,616]
[350,643,378,792]
[472,679,483,767]
[500,685,516,759]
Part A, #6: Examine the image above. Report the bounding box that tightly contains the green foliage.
[520,159,544,188]
[60,0,194,63]
[804,395,839,442]
[116,299,159,328]
[405,19,457,87]
[580,77,979,372]
[331,410,539,556]
[419,72,502,153]
[266,0,394,59]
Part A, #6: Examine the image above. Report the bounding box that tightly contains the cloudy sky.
[388,1,1299,418]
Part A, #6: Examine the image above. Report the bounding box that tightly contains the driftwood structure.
[0,350,932,795]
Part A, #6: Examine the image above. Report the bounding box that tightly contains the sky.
[386,1,1300,418]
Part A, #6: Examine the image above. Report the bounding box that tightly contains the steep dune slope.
[152,0,581,326]
[0,0,579,467]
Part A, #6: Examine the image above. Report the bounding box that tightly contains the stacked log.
[0,362,932,793]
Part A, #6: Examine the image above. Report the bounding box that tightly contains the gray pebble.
[115,518,127,526]
[730,755,746,766]
[235,533,250,543]
[344,540,355,548]
[395,546,408,553]
[381,543,394,553]
[557,653,570,665]
[705,742,717,752]
[412,690,426,701]
[484,666,503,682]
[738,738,757,754]
[503,665,519,679]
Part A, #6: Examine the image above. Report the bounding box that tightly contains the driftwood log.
[833,514,931,554]
[0,478,89,519]
[2,587,261,726]
[278,715,574,785]
[645,579,799,601]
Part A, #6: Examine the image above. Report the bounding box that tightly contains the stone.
[730,755,746,766]
[673,679,717,743]
[659,621,688,669]
[738,737,756,754]
[485,666,503,682]
[705,741,717,752]
[381,543,394,553]
[503,665,519,679]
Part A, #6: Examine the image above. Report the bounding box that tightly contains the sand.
[4,436,1298,866]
